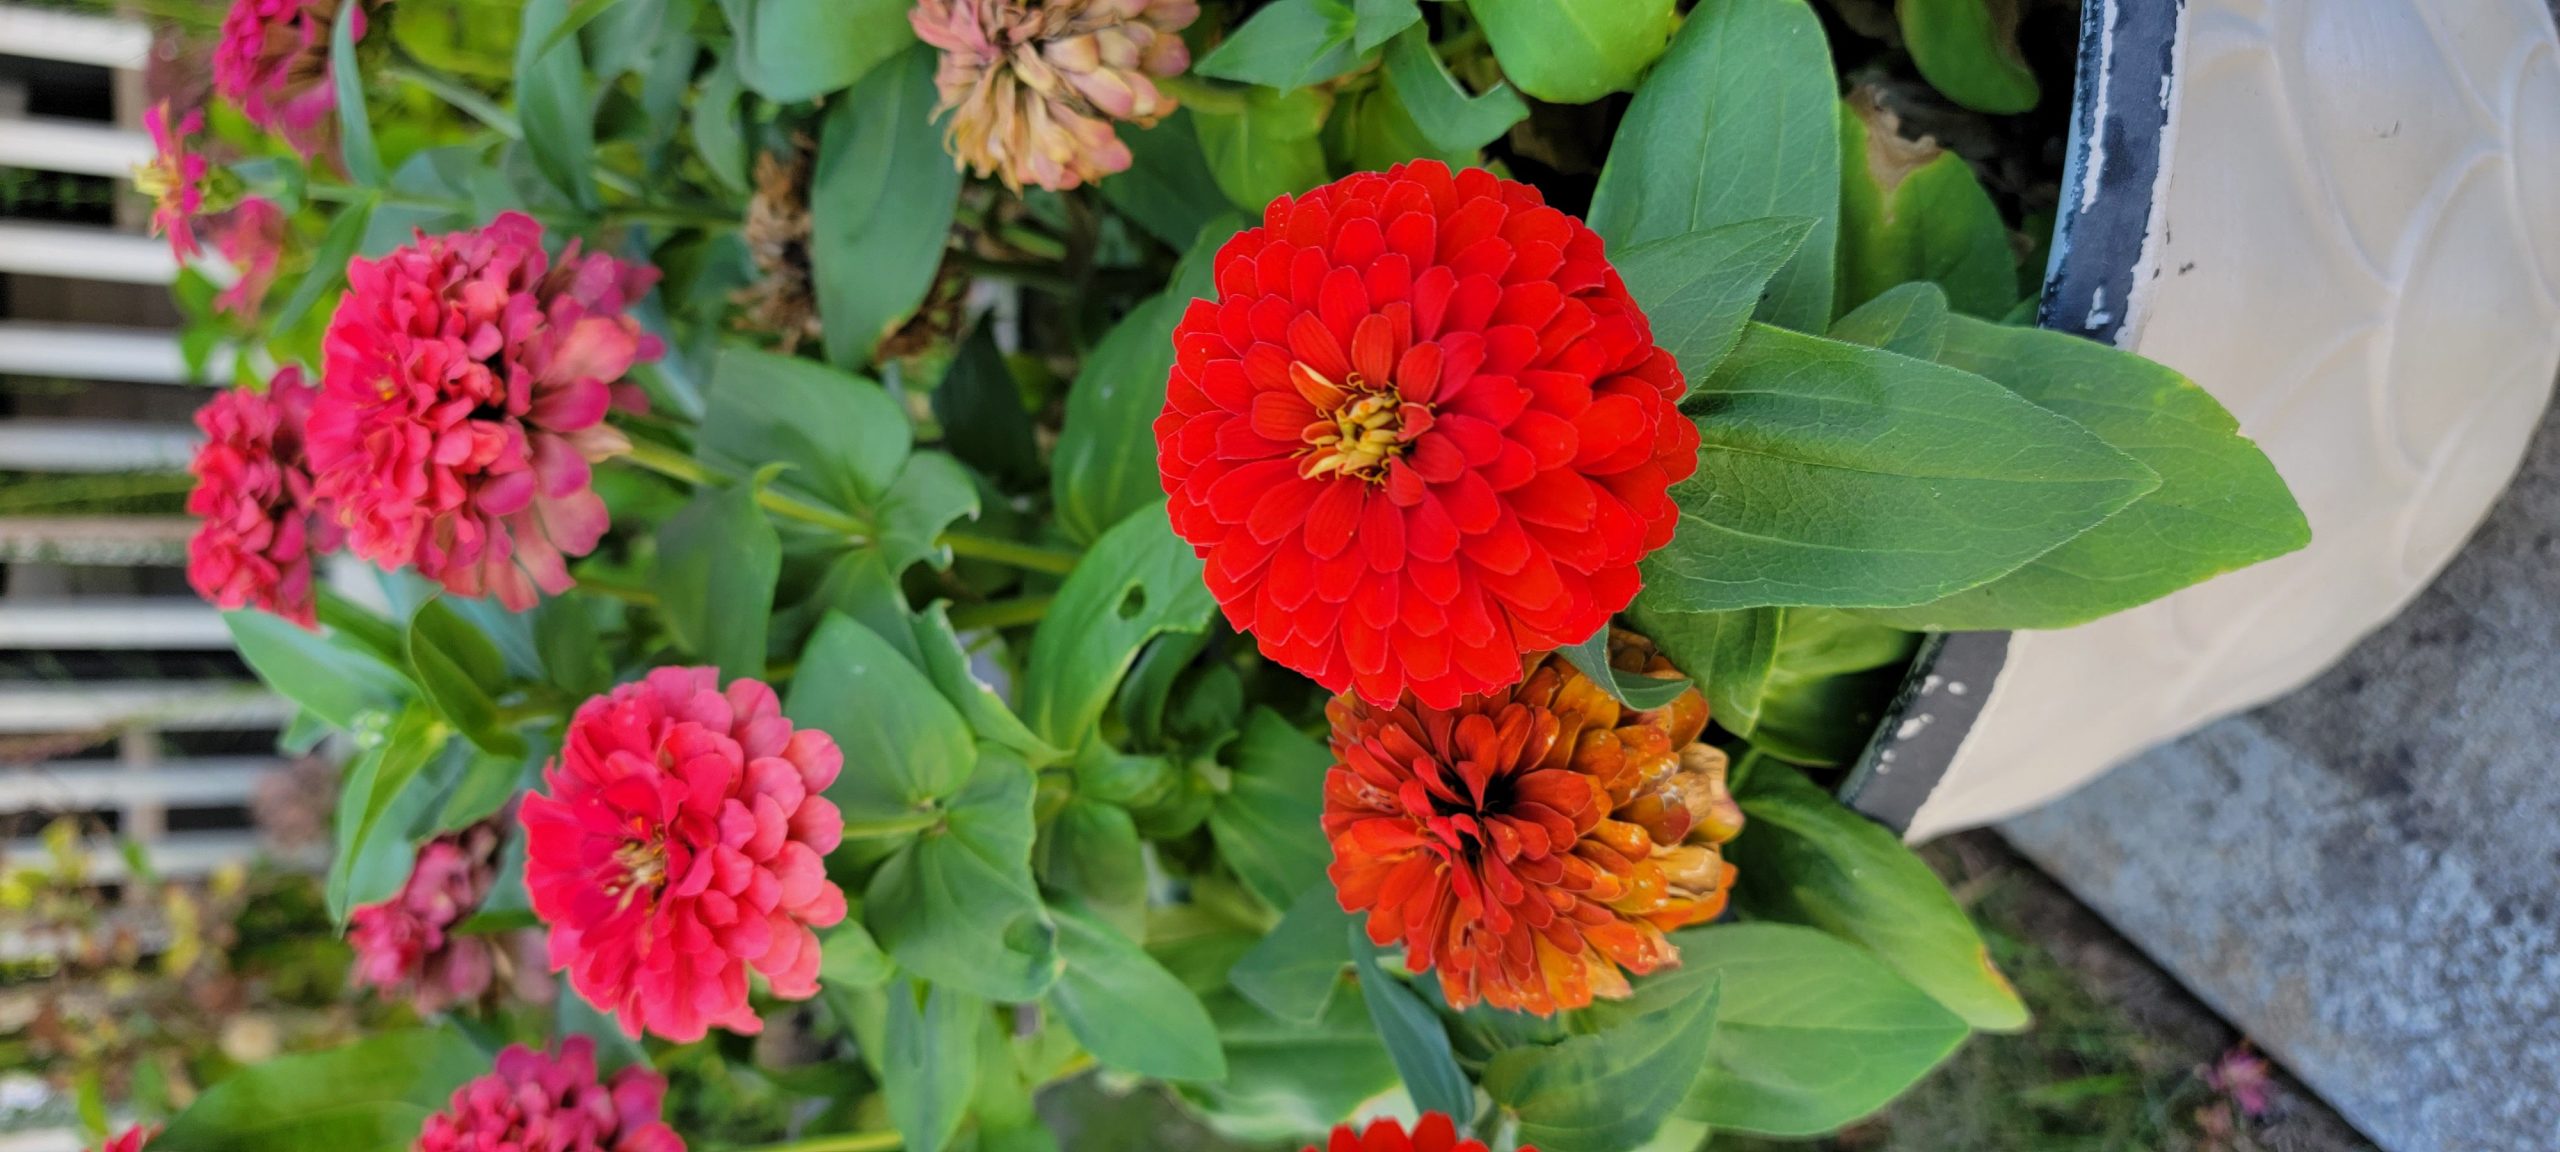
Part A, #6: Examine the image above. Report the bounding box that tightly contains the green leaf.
[656,477,781,682]
[1837,95,2016,319]
[328,706,455,921]
[1748,608,1918,766]
[152,1029,489,1152]
[1901,0,2039,115]
[1556,626,1695,710]
[714,0,914,103]
[819,916,897,989]
[1828,281,1951,360]
[1854,317,2311,630]
[1327,79,1470,173]
[1192,86,1333,212]
[934,324,1044,490]
[1468,0,1675,104]
[1354,0,1421,52]
[1589,0,1839,330]
[1018,505,1218,750]
[704,344,910,510]
[330,0,383,187]
[1102,110,1237,249]
[1037,796,1149,939]
[1616,218,1816,392]
[785,612,978,819]
[1206,708,1332,910]
[812,42,962,368]
[1352,936,1474,1123]
[1623,601,1779,736]
[872,452,983,575]
[532,596,606,698]
[1638,324,2158,613]
[1377,27,1526,155]
[1670,923,1967,1136]
[1050,229,1227,544]
[691,53,750,194]
[516,0,601,212]
[435,747,529,833]
[882,978,981,1152]
[1228,884,1352,1025]
[912,604,1063,767]
[864,749,1061,1002]
[1481,968,1721,1152]
[1726,761,2028,1031]
[1049,901,1228,1081]
[1196,0,1363,91]
[405,599,520,755]
[225,610,409,730]
[272,196,374,337]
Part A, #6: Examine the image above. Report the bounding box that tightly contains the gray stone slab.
[2003,396,2560,1152]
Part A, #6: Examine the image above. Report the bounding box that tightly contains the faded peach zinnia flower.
[1308,1115,1514,1152]
[520,668,847,1043]
[213,0,352,156]
[187,367,334,628]
[1158,162,1698,709]
[910,0,1197,192]
[1323,630,1744,1016]
[136,102,207,260]
[212,197,288,320]
[308,212,659,611]
[416,1038,684,1152]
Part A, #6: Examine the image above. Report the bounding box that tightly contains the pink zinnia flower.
[347,818,554,1015]
[212,0,351,156]
[416,1037,684,1152]
[94,1128,154,1152]
[213,197,288,320]
[187,367,335,628]
[307,212,660,611]
[136,102,207,259]
[520,668,847,1043]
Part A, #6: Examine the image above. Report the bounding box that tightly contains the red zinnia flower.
[349,817,551,1014]
[136,102,207,260]
[213,0,351,157]
[95,1127,155,1152]
[1156,161,1696,709]
[308,212,659,611]
[1323,631,1745,1016]
[187,367,335,628]
[520,668,847,1042]
[416,1037,684,1152]
[213,197,288,320]
[1305,1114,1514,1152]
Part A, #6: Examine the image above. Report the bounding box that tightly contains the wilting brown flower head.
[1323,629,1745,1016]
[909,0,1198,192]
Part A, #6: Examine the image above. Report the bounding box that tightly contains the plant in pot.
[113,0,2306,1150]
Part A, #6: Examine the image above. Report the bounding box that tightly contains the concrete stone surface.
[2003,393,2560,1152]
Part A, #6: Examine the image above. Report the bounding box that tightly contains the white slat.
[0,4,150,68]
[0,600,231,648]
[0,830,281,881]
[0,682,290,733]
[0,321,228,384]
[0,115,150,177]
[0,517,193,565]
[0,420,199,472]
[0,221,176,283]
[0,757,274,808]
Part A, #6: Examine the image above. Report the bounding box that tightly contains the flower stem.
[1155,73,1246,114]
[943,533,1080,576]
[840,810,945,840]
[732,1132,903,1152]
[944,594,1056,631]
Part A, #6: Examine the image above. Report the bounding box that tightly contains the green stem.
[380,56,521,139]
[840,811,945,840]
[944,594,1056,631]
[943,533,1080,577]
[732,1132,903,1152]
[1154,73,1246,114]
[573,573,661,608]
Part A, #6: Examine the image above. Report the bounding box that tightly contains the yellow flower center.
[1294,362,1419,482]
[609,837,668,909]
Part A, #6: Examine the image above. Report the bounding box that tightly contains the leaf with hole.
[1018,504,1218,750]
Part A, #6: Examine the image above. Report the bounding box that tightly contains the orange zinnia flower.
[1322,630,1744,1016]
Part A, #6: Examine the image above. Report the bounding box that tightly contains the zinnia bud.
[136,102,207,260]
[416,1037,684,1152]
[94,1128,154,1152]
[213,0,353,157]
[187,367,335,628]
[1306,1114,1517,1152]
[910,0,1198,191]
[1157,162,1697,710]
[1322,629,1744,1016]
[347,818,548,1014]
[307,212,660,611]
[519,668,848,1043]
